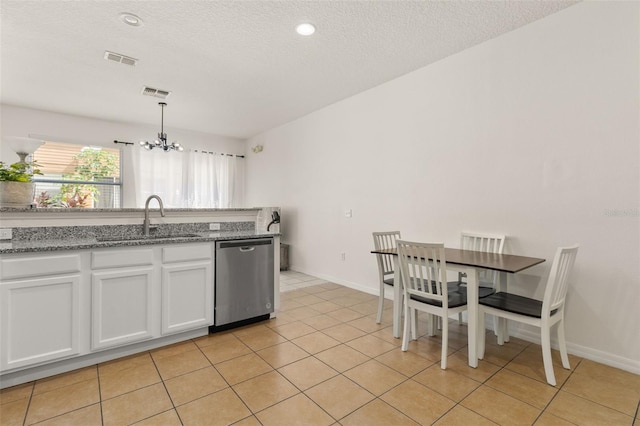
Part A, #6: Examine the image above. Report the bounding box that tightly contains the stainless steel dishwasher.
[213,238,274,329]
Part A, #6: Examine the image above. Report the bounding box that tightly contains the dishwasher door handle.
[239,246,256,252]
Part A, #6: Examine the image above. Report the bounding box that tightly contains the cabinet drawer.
[1,254,81,280]
[92,249,154,269]
[162,244,212,263]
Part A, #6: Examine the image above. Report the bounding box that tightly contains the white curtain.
[121,144,138,208]
[134,148,186,207]
[216,154,236,208]
[134,148,240,208]
[186,150,218,208]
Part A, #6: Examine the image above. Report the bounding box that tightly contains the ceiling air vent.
[141,86,171,99]
[104,50,138,66]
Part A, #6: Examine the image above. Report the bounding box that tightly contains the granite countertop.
[0,230,281,255]
[0,207,263,213]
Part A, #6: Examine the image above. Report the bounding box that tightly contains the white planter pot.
[0,181,34,208]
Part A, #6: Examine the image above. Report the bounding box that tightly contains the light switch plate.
[0,228,13,240]
[209,223,221,231]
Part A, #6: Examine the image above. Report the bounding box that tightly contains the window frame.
[31,142,123,209]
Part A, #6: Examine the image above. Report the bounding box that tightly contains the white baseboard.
[287,266,640,376]
[512,327,640,375]
[288,266,380,298]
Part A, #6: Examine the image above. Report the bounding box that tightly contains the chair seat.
[383,277,394,286]
[479,292,557,318]
[447,281,495,298]
[410,291,467,309]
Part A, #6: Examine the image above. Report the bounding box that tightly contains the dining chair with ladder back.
[372,231,401,324]
[450,232,506,335]
[397,240,468,369]
[478,244,579,386]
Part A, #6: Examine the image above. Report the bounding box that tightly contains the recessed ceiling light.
[296,23,316,36]
[120,13,143,27]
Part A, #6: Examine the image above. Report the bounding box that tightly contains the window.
[32,141,121,208]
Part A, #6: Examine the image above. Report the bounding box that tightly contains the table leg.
[466,267,479,368]
[392,257,402,338]
[496,271,509,343]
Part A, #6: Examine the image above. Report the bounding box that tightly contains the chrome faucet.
[144,195,165,236]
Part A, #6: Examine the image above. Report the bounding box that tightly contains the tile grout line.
[144,350,182,425]
[20,381,34,426]
[10,276,634,425]
[96,366,104,426]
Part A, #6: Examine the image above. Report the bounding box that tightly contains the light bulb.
[296,23,316,36]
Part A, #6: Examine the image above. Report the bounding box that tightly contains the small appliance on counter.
[256,207,281,233]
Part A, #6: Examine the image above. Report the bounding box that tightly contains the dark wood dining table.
[371,247,545,367]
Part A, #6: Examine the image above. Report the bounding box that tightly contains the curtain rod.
[113,140,244,158]
[193,149,245,158]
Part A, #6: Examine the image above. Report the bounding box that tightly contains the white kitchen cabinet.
[90,248,157,350]
[0,254,82,371]
[161,244,213,335]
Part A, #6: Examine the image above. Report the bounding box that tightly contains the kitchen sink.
[96,233,202,242]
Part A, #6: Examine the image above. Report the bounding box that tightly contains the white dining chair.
[478,245,579,386]
[451,232,506,333]
[397,240,467,369]
[372,231,401,324]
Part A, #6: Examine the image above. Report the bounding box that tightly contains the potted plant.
[0,160,42,208]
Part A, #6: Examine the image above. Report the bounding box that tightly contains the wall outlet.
[209,223,221,231]
[340,253,346,261]
[0,228,13,240]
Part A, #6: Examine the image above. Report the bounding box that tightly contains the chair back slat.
[461,232,505,254]
[397,240,447,305]
[460,232,506,284]
[373,231,401,276]
[544,245,579,312]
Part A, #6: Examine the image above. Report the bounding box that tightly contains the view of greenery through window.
[32,142,121,208]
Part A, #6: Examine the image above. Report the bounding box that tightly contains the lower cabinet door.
[91,267,155,350]
[0,275,81,370]
[161,261,213,335]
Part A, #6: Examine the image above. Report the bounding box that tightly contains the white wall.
[0,104,246,206]
[245,2,640,372]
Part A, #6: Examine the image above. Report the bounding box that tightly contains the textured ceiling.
[1,1,577,139]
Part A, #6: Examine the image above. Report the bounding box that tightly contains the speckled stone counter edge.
[0,222,281,254]
[0,207,262,213]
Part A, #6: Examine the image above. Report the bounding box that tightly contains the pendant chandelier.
[139,102,184,152]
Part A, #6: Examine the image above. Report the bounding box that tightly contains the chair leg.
[376,282,384,324]
[497,317,505,346]
[410,309,418,340]
[557,319,571,369]
[458,312,464,324]
[440,316,449,369]
[540,326,557,386]
[495,317,510,342]
[427,314,436,337]
[478,309,486,359]
[401,304,411,351]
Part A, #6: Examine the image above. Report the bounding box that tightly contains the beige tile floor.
[2,272,639,426]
